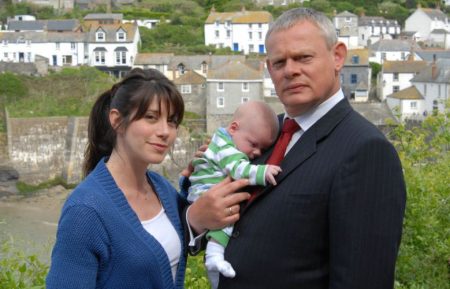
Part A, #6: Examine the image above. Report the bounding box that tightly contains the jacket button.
[232,230,240,238]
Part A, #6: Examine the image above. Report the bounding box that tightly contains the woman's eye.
[145,114,157,121]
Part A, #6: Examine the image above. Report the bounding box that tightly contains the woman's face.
[116,98,178,166]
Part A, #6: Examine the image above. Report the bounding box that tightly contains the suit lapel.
[244,98,353,210]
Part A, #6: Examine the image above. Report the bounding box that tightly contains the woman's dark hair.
[83,68,184,176]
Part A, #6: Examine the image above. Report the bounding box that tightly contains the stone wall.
[5,114,205,185]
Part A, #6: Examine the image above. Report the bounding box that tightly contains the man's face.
[266,20,346,116]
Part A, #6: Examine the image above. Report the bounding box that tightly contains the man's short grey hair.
[265,8,337,49]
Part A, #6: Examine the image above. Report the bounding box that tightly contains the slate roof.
[421,8,448,22]
[7,19,79,31]
[173,70,206,85]
[415,49,450,61]
[0,31,85,42]
[134,53,174,65]
[383,60,427,73]
[86,23,137,42]
[370,39,420,52]
[205,11,272,24]
[207,60,263,80]
[358,16,399,27]
[350,102,398,125]
[387,85,423,100]
[84,13,123,21]
[411,59,450,83]
[169,55,246,70]
[335,11,357,18]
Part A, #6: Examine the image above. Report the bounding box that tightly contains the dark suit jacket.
[219,98,406,289]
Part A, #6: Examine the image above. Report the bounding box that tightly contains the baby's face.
[232,124,274,160]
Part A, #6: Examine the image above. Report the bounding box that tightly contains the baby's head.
[227,100,279,159]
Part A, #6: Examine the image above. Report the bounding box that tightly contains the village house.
[333,11,359,49]
[204,7,272,55]
[340,48,370,102]
[404,6,450,45]
[358,15,401,47]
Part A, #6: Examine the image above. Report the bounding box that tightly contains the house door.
[52,55,57,66]
[259,44,264,54]
[19,52,24,62]
[233,43,239,52]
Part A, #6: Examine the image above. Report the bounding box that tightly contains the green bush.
[0,239,48,289]
[0,73,29,104]
[389,107,450,288]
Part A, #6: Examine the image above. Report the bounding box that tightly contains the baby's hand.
[265,165,282,186]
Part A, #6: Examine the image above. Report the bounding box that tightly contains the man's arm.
[329,137,406,289]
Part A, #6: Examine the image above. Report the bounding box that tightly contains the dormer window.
[116,28,127,41]
[177,63,185,75]
[96,28,106,42]
[351,55,359,64]
[201,61,208,74]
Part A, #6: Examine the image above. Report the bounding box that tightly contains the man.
[218,8,406,289]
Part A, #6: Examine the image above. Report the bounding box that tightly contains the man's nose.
[284,59,300,78]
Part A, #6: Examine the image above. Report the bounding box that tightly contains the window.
[181,85,191,94]
[116,30,126,41]
[241,97,249,103]
[249,32,252,39]
[27,52,31,62]
[177,63,185,75]
[351,74,357,84]
[351,55,359,64]
[71,42,76,50]
[217,82,224,91]
[410,101,417,109]
[242,82,249,92]
[96,31,105,41]
[115,51,126,65]
[270,88,277,96]
[226,30,231,38]
[3,52,7,59]
[2,40,7,46]
[249,44,254,53]
[258,32,262,39]
[345,17,351,22]
[217,97,224,107]
[201,62,208,74]
[248,24,252,29]
[55,42,60,50]
[26,40,31,46]
[62,55,72,65]
[433,100,438,114]
[95,51,106,64]
[215,30,219,38]
[381,52,386,60]
[226,20,231,27]
[393,72,399,81]
[215,21,219,26]
[258,23,262,29]
[393,85,400,93]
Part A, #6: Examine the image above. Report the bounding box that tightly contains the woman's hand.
[187,177,250,233]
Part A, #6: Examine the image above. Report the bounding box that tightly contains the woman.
[46,68,249,289]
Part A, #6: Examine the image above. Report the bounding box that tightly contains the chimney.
[431,54,438,80]
[241,6,246,13]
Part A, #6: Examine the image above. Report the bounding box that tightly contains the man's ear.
[333,42,347,73]
[109,109,122,131]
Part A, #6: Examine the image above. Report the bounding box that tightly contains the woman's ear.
[109,109,122,131]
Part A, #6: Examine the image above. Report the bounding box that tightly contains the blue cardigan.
[46,159,187,289]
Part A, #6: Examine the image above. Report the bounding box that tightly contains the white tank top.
[141,208,181,281]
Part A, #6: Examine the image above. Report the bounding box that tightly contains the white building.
[358,16,401,47]
[404,7,450,42]
[386,86,425,121]
[369,39,421,64]
[204,8,272,55]
[333,11,359,49]
[377,57,427,101]
[0,18,140,77]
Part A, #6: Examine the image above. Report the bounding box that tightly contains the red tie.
[248,118,300,203]
[266,118,300,166]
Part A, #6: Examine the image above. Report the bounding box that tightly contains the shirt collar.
[284,89,345,132]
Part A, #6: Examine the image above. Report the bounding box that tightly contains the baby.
[188,100,281,288]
